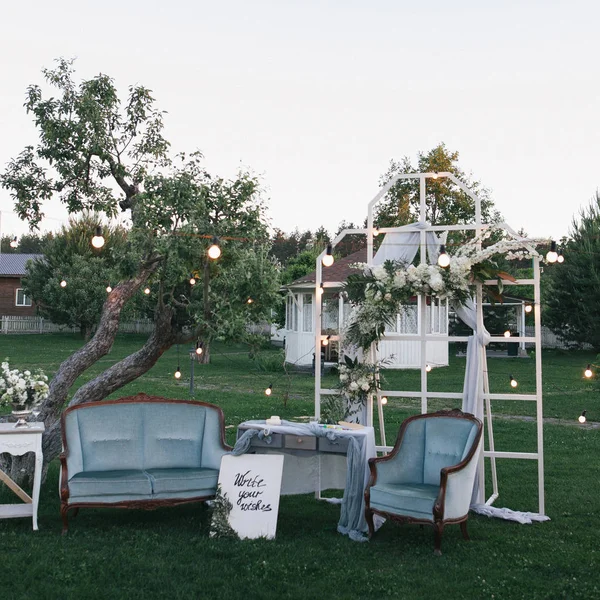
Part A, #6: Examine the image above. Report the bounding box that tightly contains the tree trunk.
[0,260,160,486]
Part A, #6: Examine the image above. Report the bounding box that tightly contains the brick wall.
[0,277,37,316]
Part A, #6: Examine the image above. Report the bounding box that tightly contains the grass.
[1,334,599,599]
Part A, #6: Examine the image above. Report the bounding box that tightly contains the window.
[302,294,313,332]
[15,289,32,307]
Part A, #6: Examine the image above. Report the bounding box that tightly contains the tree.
[0,231,53,253]
[0,59,280,484]
[543,192,600,349]
[375,143,502,237]
[23,214,128,339]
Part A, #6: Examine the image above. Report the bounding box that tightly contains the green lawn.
[0,335,598,599]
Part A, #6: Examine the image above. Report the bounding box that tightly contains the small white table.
[0,422,44,530]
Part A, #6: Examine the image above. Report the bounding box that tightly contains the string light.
[509,375,518,388]
[373,227,379,237]
[432,173,438,179]
[60,280,67,288]
[318,283,324,295]
[189,276,196,285]
[265,383,273,396]
[584,364,593,378]
[247,298,253,304]
[106,286,112,293]
[504,330,511,338]
[578,410,587,424]
[425,364,432,372]
[91,226,105,249]
[174,344,181,379]
[380,396,388,405]
[195,341,203,355]
[557,246,565,263]
[143,287,151,295]
[322,335,331,347]
[322,244,334,267]
[437,245,450,268]
[525,304,533,314]
[9,236,18,248]
[207,237,221,260]
[546,241,558,263]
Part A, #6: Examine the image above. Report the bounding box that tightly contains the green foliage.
[376,143,502,243]
[209,485,238,539]
[0,232,53,254]
[23,214,129,338]
[544,192,600,349]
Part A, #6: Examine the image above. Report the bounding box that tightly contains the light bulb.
[525,304,532,313]
[578,411,587,424]
[189,277,196,285]
[380,396,388,405]
[195,343,203,355]
[546,241,558,263]
[91,226,105,249]
[318,283,324,295]
[207,237,221,259]
[584,365,593,378]
[557,254,564,263]
[510,375,518,388]
[425,364,432,372]
[174,368,181,379]
[247,298,253,304]
[322,245,334,267]
[9,236,18,248]
[322,335,330,347]
[265,384,273,396]
[437,245,450,268]
[60,280,67,288]
[504,330,511,338]
[106,286,112,293]
[432,173,438,180]
[373,228,379,237]
[144,287,150,295]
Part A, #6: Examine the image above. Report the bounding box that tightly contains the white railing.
[0,315,155,335]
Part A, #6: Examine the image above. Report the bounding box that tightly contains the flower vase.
[11,405,32,428]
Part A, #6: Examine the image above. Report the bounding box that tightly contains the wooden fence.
[0,316,155,335]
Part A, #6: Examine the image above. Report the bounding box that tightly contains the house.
[0,254,42,317]
[278,249,449,369]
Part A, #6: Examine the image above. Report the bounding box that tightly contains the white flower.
[349,381,359,391]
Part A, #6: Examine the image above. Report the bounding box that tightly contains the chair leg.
[433,522,444,556]
[460,520,470,541]
[61,504,70,535]
[365,508,375,539]
[72,508,79,518]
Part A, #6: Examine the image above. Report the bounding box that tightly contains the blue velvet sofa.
[364,409,482,555]
[59,394,231,533]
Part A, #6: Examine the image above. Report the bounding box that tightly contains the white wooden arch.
[313,172,545,515]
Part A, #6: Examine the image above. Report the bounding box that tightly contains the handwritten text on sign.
[217,454,284,539]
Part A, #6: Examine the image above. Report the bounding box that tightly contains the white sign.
[216,454,284,540]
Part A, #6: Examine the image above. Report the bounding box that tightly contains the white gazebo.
[279,248,449,369]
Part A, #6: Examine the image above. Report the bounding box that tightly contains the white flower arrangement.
[0,359,49,409]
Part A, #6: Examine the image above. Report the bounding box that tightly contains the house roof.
[0,254,42,276]
[287,249,367,287]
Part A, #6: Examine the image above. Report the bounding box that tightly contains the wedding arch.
[313,172,547,519]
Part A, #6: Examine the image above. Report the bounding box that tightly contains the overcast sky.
[1,0,598,242]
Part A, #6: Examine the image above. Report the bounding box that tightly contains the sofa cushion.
[143,404,206,470]
[146,467,219,495]
[369,482,439,520]
[69,470,152,498]
[76,404,144,472]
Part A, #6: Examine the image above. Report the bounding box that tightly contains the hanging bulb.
[437,245,450,268]
[525,304,533,314]
[143,287,151,295]
[557,250,564,263]
[195,341,203,355]
[318,283,324,295]
[106,286,112,293]
[504,330,511,338]
[432,172,438,180]
[322,335,331,347]
[546,241,558,263]
[322,244,334,267]
[578,410,587,424]
[207,236,221,259]
[247,298,253,304]
[510,375,518,388]
[189,276,196,285]
[373,227,379,237]
[265,384,273,396]
[91,226,105,249]
[174,367,181,379]
[584,364,593,378]
[9,236,18,248]
[60,280,67,288]
[425,364,432,372]
[380,396,388,405]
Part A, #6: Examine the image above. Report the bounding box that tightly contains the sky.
[0,0,598,243]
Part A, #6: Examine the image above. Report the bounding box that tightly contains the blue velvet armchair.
[364,409,482,555]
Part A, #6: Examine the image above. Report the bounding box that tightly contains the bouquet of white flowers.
[0,359,49,409]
